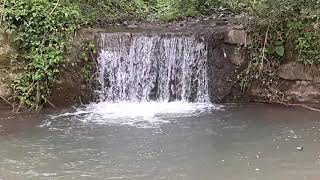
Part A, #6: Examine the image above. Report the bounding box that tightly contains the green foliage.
[79,40,97,81]
[71,0,151,24]
[2,0,320,107]
[3,0,81,109]
[243,0,320,65]
[233,0,320,99]
[154,0,228,21]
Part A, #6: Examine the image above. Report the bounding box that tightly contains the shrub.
[3,0,81,110]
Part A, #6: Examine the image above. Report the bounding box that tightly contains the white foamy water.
[48,33,217,128]
[50,102,221,128]
[97,33,209,102]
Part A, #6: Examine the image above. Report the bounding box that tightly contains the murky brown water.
[1,103,320,180]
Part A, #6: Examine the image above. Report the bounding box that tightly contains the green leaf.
[275,46,285,57]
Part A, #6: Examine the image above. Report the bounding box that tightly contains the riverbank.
[1,15,320,111]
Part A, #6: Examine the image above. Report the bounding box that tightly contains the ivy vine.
[3,0,82,110]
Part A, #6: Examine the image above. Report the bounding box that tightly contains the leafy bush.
[3,0,81,109]
[71,0,151,24]
[242,0,320,65]
[231,0,320,95]
[3,0,320,108]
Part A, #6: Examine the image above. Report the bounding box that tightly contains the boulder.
[229,47,245,66]
[224,29,251,46]
[278,62,313,81]
[286,81,320,103]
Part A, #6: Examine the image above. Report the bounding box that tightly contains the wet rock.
[224,29,251,45]
[207,42,241,102]
[296,146,304,151]
[278,62,313,81]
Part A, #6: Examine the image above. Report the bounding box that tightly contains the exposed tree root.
[254,100,320,112]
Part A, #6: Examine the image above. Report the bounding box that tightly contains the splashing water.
[49,102,221,128]
[97,33,209,102]
[51,33,219,127]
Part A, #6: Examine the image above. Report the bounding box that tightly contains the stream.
[1,103,320,180]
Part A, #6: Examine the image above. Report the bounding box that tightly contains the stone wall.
[48,29,97,107]
[2,17,320,108]
[0,30,96,108]
[0,20,253,107]
[250,61,320,103]
[206,27,249,102]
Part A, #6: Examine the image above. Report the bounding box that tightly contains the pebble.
[296,146,304,151]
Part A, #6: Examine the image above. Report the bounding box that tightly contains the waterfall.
[97,33,209,103]
[52,33,217,126]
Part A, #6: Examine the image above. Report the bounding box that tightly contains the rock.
[286,81,320,103]
[0,83,11,99]
[232,14,249,25]
[0,33,15,66]
[207,43,242,102]
[127,24,139,29]
[225,29,251,45]
[233,25,244,30]
[296,146,304,151]
[278,62,313,81]
[0,32,16,101]
[313,76,320,83]
[249,86,268,100]
[229,48,245,66]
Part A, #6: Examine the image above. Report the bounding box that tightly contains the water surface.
[0,103,320,180]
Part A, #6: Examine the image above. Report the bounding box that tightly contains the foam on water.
[47,33,219,128]
[97,33,209,103]
[49,102,221,128]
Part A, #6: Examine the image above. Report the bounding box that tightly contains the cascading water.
[97,33,209,103]
[51,32,220,127]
